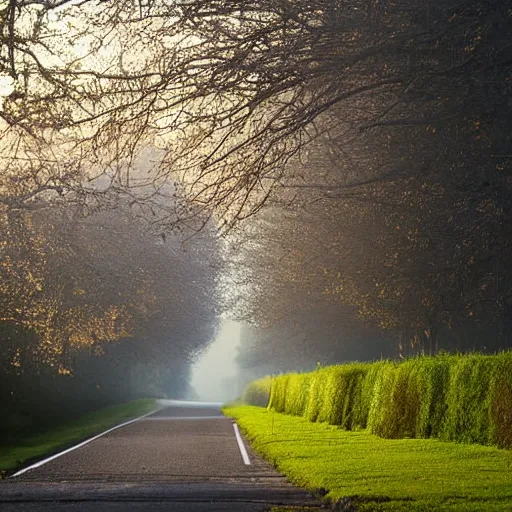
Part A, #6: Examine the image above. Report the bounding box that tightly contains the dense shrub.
[491,353,512,449]
[413,356,451,439]
[366,361,400,437]
[442,353,512,447]
[303,369,326,422]
[243,352,512,449]
[282,373,310,416]
[242,376,272,407]
[316,364,369,429]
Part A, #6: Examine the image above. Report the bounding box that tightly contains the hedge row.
[243,353,512,449]
[241,375,272,407]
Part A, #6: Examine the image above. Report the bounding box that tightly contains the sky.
[190,320,242,402]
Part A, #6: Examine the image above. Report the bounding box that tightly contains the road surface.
[0,401,317,511]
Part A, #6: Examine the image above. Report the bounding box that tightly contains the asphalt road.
[0,401,317,511]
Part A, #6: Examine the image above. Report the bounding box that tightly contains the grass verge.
[0,398,158,477]
[224,405,512,511]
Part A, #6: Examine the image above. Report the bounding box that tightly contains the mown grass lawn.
[0,398,158,477]
[224,405,512,511]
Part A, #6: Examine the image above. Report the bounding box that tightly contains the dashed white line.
[10,408,161,478]
[233,423,251,466]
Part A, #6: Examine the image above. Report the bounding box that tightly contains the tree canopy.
[1,0,511,402]
[2,0,509,225]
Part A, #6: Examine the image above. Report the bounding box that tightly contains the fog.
[190,320,242,403]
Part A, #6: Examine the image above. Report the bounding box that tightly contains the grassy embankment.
[225,405,512,511]
[226,352,512,511]
[0,398,157,478]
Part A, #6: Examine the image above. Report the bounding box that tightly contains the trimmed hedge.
[241,376,272,407]
[243,352,512,449]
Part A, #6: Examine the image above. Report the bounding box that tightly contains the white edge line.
[10,407,163,478]
[233,422,251,466]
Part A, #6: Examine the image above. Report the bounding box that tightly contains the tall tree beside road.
[0,204,221,430]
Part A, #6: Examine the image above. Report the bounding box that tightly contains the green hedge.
[243,352,512,449]
[241,376,272,407]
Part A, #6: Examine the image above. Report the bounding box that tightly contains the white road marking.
[233,423,251,466]
[10,408,162,478]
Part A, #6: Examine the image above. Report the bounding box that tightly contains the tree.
[1,0,509,228]
[0,202,222,429]
[2,0,511,381]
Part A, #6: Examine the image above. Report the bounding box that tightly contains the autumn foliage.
[0,206,220,433]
